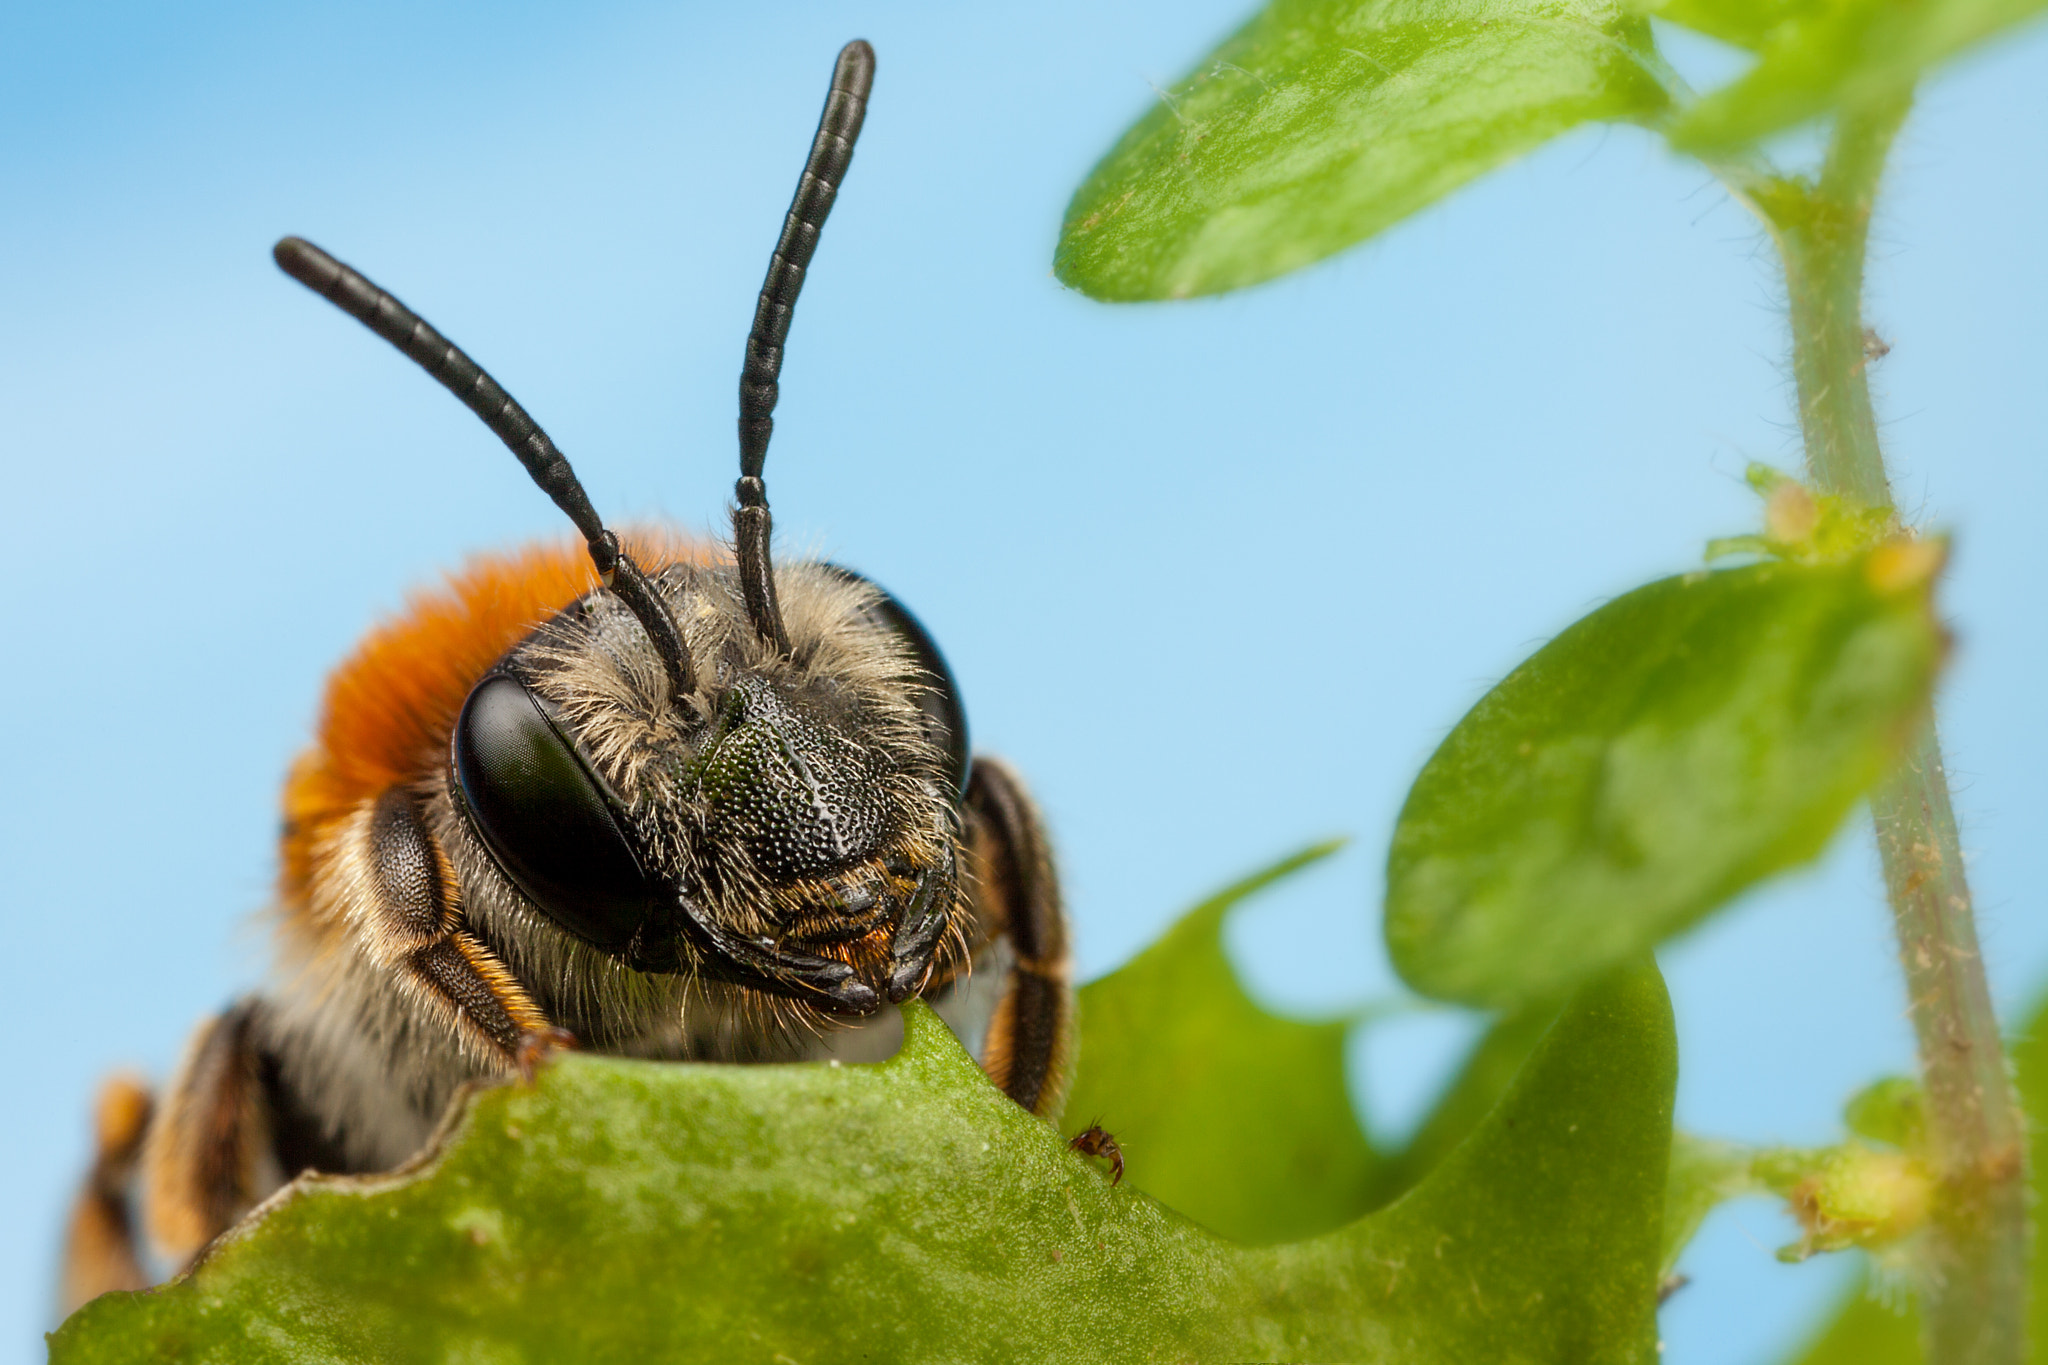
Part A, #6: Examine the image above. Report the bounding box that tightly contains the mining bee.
[61,39,1071,1311]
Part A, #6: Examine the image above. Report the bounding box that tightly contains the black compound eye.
[831,568,970,798]
[452,673,658,950]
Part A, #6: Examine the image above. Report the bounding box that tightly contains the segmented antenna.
[735,39,876,655]
[273,236,698,702]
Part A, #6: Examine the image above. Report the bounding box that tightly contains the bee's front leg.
[960,756,1073,1119]
[350,788,569,1075]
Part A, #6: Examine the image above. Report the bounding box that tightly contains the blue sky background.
[3,3,2044,1361]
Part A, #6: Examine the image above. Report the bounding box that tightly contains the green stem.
[1770,100,1901,506]
[1755,93,2028,1365]
[1874,725,2029,1363]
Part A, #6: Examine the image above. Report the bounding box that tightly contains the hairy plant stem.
[1755,92,2028,1365]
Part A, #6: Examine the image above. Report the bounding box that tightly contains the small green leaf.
[1842,1076,1926,1151]
[1055,0,1675,301]
[1633,0,1824,53]
[1667,0,2048,151]
[1063,839,1384,1244]
[53,964,1677,1363]
[1664,1133,1762,1273]
[1386,550,1944,1008]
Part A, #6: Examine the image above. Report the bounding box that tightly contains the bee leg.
[362,788,568,1072]
[961,756,1073,1119]
[136,1002,283,1274]
[887,845,959,1001]
[58,1075,154,1314]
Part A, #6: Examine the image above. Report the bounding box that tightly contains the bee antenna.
[273,235,699,703]
[735,38,876,656]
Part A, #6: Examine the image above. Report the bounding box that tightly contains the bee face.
[449,561,969,1013]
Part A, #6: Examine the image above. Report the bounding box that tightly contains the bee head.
[272,42,948,1015]
[448,558,970,1016]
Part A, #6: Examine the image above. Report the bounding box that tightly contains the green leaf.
[1842,1076,1926,1151]
[1374,1000,1558,1200]
[1265,956,1676,1362]
[1633,0,1824,52]
[1386,550,1944,1009]
[2030,994,2048,1360]
[1063,840,1382,1244]
[1780,1288,1923,1365]
[53,963,1677,1363]
[1063,843,1608,1241]
[1665,0,2048,151]
[1663,1133,1762,1274]
[1055,0,1675,301]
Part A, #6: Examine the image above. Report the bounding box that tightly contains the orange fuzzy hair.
[281,531,710,899]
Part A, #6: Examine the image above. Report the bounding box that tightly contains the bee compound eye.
[453,673,660,952]
[831,569,970,798]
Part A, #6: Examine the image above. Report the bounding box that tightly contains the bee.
[60,39,1070,1312]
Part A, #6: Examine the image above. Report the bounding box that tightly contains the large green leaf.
[1055,0,1674,301]
[1261,956,1675,1361]
[1386,550,1943,1008]
[1062,840,1384,1244]
[54,963,1676,1362]
[1665,0,2048,151]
